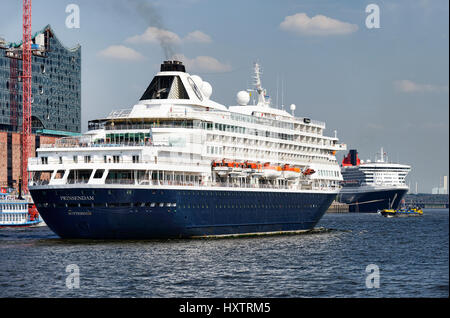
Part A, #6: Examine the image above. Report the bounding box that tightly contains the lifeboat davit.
[263,163,282,179]
[282,164,301,180]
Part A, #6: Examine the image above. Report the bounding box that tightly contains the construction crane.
[21,0,32,193]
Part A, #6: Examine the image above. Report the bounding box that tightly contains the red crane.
[22,0,32,193]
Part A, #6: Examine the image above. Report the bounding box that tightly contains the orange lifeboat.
[213,159,232,176]
[263,163,282,179]
[229,161,244,177]
[250,162,264,176]
[245,161,258,170]
[282,164,301,180]
[222,159,234,168]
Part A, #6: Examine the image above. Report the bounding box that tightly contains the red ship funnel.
[342,150,360,166]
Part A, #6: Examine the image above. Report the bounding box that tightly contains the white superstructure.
[340,148,410,189]
[28,61,346,192]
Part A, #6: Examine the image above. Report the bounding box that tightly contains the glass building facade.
[0,25,81,135]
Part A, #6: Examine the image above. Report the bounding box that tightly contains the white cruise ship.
[27,60,346,238]
[338,149,411,212]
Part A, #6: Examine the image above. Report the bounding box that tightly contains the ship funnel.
[349,150,358,166]
[342,149,361,166]
[160,60,186,72]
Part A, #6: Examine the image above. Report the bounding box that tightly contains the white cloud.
[126,26,182,45]
[126,27,212,44]
[173,54,231,73]
[184,30,212,43]
[394,80,449,93]
[280,13,358,36]
[97,45,145,61]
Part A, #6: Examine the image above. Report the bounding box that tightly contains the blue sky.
[1,0,448,193]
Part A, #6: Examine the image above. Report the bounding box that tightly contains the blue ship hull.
[29,186,336,239]
[338,188,408,213]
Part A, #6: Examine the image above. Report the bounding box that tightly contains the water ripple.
[0,209,448,297]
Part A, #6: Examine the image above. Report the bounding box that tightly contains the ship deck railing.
[103,107,326,129]
[40,140,154,149]
[29,179,338,192]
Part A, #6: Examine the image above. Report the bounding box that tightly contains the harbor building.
[0,25,81,189]
[432,176,448,195]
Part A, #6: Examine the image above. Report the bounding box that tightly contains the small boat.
[212,160,230,176]
[378,207,423,218]
[282,164,300,180]
[0,187,44,227]
[263,163,282,179]
[249,162,264,177]
[229,161,244,176]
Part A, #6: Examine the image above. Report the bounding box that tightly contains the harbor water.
[0,209,448,298]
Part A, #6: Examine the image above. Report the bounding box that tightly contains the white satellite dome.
[201,81,212,99]
[236,91,250,106]
[290,104,296,111]
[190,75,203,89]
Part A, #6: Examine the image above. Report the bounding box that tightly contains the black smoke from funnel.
[129,0,177,60]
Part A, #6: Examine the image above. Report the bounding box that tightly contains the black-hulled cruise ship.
[28,60,346,239]
[338,149,411,212]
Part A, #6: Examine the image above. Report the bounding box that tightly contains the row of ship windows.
[41,155,138,165]
[209,144,333,160]
[318,170,340,177]
[218,144,329,154]
[37,202,319,210]
[38,189,323,199]
[228,113,306,131]
[0,214,27,222]
[97,115,321,134]
[0,204,28,211]
[98,120,326,144]
[37,202,176,208]
[208,132,324,144]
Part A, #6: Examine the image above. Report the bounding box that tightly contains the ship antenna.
[276,73,279,109]
[254,62,267,107]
